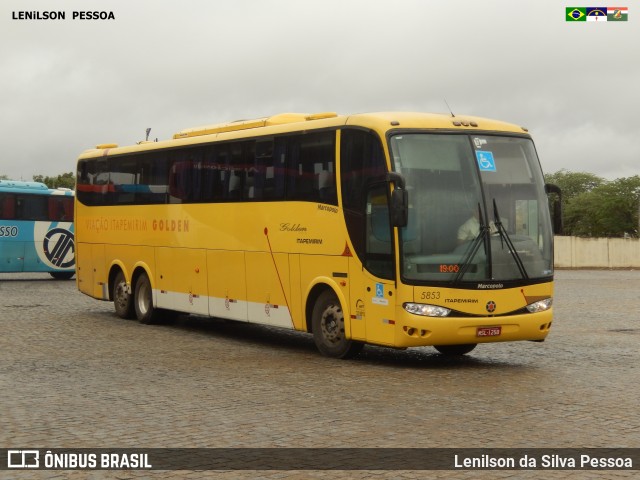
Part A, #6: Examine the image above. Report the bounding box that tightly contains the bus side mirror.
[545,183,563,235]
[390,188,408,228]
[387,172,408,228]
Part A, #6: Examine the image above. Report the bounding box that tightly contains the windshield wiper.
[492,199,529,280]
[452,203,489,284]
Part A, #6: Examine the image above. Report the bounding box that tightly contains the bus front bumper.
[391,308,553,348]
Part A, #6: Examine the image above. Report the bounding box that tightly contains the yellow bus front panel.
[390,282,554,348]
[393,308,553,348]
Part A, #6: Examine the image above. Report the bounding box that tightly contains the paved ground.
[1,270,639,479]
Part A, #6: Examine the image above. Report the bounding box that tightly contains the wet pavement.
[1,269,639,479]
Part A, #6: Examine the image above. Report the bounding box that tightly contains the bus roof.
[0,180,74,196]
[79,111,530,159]
[0,180,49,193]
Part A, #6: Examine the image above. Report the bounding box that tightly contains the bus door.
[1,193,24,272]
[0,224,25,272]
[349,184,397,346]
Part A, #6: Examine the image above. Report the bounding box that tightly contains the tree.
[592,176,640,237]
[563,176,640,237]
[544,169,604,201]
[32,172,75,189]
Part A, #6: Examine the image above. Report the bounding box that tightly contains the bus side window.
[63,197,74,221]
[286,131,337,205]
[168,148,204,203]
[77,159,108,206]
[228,171,243,199]
[242,141,257,200]
[340,128,388,272]
[109,157,138,205]
[252,139,274,201]
[46,196,74,221]
[272,139,287,200]
[317,169,335,204]
[0,193,16,220]
[48,197,64,221]
[226,143,245,200]
[16,195,48,221]
[138,155,170,204]
[201,146,224,202]
[366,185,394,279]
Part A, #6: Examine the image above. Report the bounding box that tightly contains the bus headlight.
[403,303,451,317]
[526,298,553,313]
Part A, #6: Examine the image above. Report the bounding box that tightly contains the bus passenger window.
[48,197,66,221]
[0,194,16,220]
[286,131,337,205]
[203,146,230,202]
[76,159,108,206]
[317,170,335,203]
[228,171,243,199]
[16,195,48,221]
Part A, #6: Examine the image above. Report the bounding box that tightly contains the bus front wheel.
[311,290,363,359]
[134,273,158,324]
[113,271,135,319]
[434,344,477,356]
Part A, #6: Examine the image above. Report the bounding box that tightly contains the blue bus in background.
[0,180,75,280]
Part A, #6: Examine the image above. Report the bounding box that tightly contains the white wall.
[555,236,640,268]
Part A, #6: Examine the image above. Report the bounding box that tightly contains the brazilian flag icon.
[566,7,587,21]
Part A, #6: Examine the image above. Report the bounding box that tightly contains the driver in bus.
[457,209,502,244]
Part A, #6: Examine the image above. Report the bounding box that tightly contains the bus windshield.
[390,133,554,285]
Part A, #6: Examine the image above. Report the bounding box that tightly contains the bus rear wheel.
[49,271,74,280]
[134,273,158,324]
[434,344,477,356]
[113,271,135,319]
[312,290,363,359]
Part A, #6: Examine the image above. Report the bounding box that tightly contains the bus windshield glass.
[390,133,553,284]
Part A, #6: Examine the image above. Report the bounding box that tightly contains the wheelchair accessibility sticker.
[476,151,496,172]
[372,282,389,305]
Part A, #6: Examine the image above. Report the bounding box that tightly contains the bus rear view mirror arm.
[388,173,408,228]
[545,183,563,235]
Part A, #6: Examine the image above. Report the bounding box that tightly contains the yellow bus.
[75,111,558,358]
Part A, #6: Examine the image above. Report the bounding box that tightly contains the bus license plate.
[477,326,501,337]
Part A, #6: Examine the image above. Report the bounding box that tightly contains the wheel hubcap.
[137,282,150,315]
[115,282,128,307]
[320,304,344,345]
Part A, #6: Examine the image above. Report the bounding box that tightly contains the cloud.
[1,0,639,180]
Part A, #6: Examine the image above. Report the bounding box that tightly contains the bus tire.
[434,344,477,356]
[134,272,158,324]
[49,271,74,280]
[311,290,363,359]
[113,271,135,319]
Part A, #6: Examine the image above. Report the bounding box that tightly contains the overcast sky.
[2,0,639,181]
